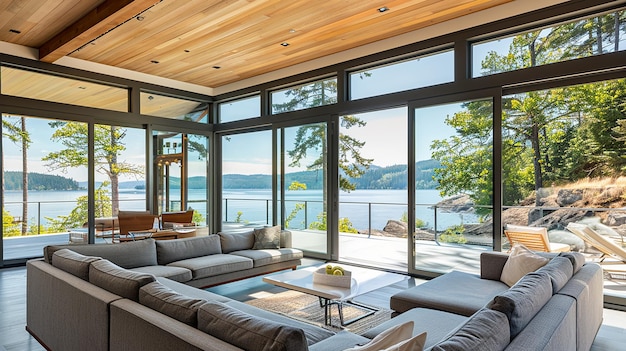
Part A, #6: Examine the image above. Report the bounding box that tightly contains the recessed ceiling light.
[9,29,21,34]
[78,86,87,90]
[151,60,159,64]
[136,15,145,21]
[289,29,296,33]
[184,49,190,53]
[281,42,290,47]
[378,6,389,13]
[212,66,221,69]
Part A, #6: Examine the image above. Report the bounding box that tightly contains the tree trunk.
[21,117,28,236]
[530,123,543,204]
[110,126,120,215]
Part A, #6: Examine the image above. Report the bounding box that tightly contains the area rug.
[245,290,392,335]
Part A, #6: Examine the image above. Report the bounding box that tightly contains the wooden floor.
[2,259,626,351]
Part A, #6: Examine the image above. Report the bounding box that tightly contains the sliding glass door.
[276,121,330,257]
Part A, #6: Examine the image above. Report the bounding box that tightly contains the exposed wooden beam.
[38,0,160,63]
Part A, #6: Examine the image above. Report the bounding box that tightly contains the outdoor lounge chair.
[504,224,571,253]
[566,222,626,264]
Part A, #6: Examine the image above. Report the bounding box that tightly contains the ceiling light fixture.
[212,66,221,69]
[9,29,21,34]
[281,42,290,47]
[289,29,296,33]
[136,15,145,21]
[151,60,160,64]
[378,6,389,13]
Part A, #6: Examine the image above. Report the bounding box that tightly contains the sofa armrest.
[280,230,293,248]
[480,252,509,280]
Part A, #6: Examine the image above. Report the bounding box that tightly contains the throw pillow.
[252,225,281,249]
[198,301,308,351]
[343,321,414,351]
[383,332,426,351]
[138,281,206,326]
[500,244,549,287]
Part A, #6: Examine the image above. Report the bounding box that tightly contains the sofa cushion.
[219,231,254,253]
[535,256,573,294]
[198,301,308,351]
[500,244,549,287]
[51,248,101,280]
[390,271,508,316]
[130,265,193,282]
[343,321,414,351]
[138,281,206,326]
[309,331,370,351]
[226,300,335,346]
[156,235,222,265]
[488,272,553,338]
[430,308,510,351]
[558,251,586,273]
[168,254,253,279]
[230,248,304,267]
[89,259,155,301]
[362,307,468,349]
[252,226,281,249]
[45,238,158,268]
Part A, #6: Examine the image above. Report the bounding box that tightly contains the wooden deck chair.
[117,210,157,242]
[566,222,626,264]
[160,209,194,229]
[504,224,570,253]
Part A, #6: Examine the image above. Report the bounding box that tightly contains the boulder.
[383,220,408,234]
[556,188,583,206]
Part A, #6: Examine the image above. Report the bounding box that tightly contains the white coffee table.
[263,264,406,326]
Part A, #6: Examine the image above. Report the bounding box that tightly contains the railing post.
[225,199,228,222]
[266,199,269,225]
[433,205,439,245]
[304,201,308,229]
[368,202,372,238]
[37,201,41,235]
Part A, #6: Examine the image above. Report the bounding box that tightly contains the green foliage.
[308,212,358,233]
[45,185,112,232]
[2,208,20,237]
[439,225,467,244]
[235,211,243,223]
[432,12,626,209]
[400,212,426,228]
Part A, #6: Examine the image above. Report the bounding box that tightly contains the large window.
[472,9,626,78]
[414,100,493,274]
[338,108,408,270]
[350,49,454,100]
[221,130,273,228]
[501,79,626,253]
[218,95,260,123]
[2,115,88,260]
[271,77,337,114]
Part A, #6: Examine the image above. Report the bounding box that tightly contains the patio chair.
[504,224,571,253]
[117,210,157,242]
[566,222,626,264]
[160,209,194,229]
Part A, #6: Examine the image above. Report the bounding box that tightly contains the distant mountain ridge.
[7,159,440,191]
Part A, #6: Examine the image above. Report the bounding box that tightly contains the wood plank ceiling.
[0,0,513,90]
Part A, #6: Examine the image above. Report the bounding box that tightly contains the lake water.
[3,189,477,231]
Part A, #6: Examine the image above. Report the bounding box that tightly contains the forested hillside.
[3,171,80,191]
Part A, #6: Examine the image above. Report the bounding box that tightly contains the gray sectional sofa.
[379,251,603,351]
[44,229,303,287]
[26,237,604,351]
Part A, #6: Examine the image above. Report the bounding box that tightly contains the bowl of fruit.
[312,264,352,288]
